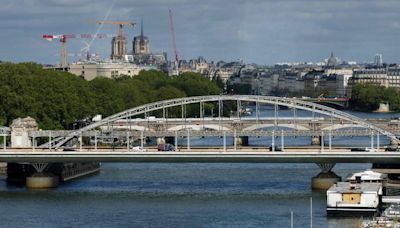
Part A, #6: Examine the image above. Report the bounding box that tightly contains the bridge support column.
[233,130,237,150]
[223,132,226,152]
[3,134,5,151]
[187,130,191,151]
[311,163,341,190]
[235,136,249,146]
[140,131,144,148]
[26,163,58,189]
[175,131,178,151]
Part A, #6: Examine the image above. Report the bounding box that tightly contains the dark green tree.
[0,63,222,129]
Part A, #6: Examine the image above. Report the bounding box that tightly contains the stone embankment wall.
[375,103,390,113]
[0,163,7,176]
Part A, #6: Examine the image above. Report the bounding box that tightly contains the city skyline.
[1,0,400,65]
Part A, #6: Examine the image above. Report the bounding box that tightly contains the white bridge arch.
[321,124,367,131]
[243,124,310,131]
[51,95,400,148]
[167,125,231,131]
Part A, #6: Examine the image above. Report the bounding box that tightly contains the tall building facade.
[374,53,383,67]
[133,19,150,54]
[351,69,388,87]
[111,36,127,60]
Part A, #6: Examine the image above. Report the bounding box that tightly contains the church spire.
[141,17,144,37]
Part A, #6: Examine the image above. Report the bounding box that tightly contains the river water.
[0,108,398,227]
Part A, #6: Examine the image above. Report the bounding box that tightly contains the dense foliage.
[350,84,400,112]
[0,63,221,129]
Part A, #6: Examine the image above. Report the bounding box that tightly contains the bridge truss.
[40,95,399,149]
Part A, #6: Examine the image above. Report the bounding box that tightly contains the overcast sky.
[1,0,400,65]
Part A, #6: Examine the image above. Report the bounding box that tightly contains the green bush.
[350,83,400,112]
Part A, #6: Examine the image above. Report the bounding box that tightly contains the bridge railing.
[29,129,393,138]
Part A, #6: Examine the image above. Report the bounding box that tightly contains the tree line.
[0,62,221,129]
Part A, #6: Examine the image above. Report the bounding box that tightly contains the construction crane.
[43,34,67,68]
[95,21,135,60]
[169,9,179,75]
[42,33,113,68]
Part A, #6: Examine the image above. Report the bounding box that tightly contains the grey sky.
[1,0,400,65]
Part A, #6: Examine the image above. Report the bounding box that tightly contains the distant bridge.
[300,97,349,108]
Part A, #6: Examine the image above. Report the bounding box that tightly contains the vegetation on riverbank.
[350,84,400,112]
[0,63,221,129]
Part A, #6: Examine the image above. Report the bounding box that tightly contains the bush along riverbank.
[349,84,400,112]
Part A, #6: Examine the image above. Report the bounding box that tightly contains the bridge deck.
[1,148,400,163]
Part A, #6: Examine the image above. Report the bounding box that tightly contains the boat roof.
[327,182,382,194]
[346,170,387,181]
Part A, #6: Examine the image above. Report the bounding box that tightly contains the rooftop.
[347,170,387,181]
[327,182,382,194]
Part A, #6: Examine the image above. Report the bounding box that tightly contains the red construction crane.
[169,9,179,64]
[43,34,68,68]
[42,33,113,68]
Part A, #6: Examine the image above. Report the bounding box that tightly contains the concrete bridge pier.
[26,163,58,189]
[311,163,341,190]
[235,136,249,146]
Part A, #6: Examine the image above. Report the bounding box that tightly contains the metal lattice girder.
[51,95,400,148]
[316,163,336,173]
[31,163,48,173]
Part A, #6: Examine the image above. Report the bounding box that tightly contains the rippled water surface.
[0,163,369,227]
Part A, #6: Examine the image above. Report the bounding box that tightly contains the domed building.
[327,52,341,67]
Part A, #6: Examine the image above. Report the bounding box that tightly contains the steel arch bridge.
[49,95,400,148]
